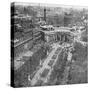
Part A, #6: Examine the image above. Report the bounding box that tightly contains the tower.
[44,8,46,22]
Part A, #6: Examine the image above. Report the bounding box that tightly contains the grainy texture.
[11,2,88,87]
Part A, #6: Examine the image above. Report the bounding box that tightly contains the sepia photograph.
[11,2,88,87]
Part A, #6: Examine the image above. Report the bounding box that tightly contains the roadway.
[30,43,63,86]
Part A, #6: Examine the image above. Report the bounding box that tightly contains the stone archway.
[55,32,73,43]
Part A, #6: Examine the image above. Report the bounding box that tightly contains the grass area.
[48,60,54,67]
[72,42,87,62]
[67,42,88,84]
[48,50,68,85]
[40,69,49,78]
[52,55,57,59]
[35,80,43,86]
[81,30,88,42]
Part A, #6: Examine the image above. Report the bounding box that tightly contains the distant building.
[64,12,73,27]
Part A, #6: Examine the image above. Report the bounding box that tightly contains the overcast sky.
[14,2,88,10]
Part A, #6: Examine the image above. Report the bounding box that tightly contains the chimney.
[44,8,46,22]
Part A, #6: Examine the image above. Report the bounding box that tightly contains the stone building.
[40,28,74,44]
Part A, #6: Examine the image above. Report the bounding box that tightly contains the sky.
[14,2,88,10]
